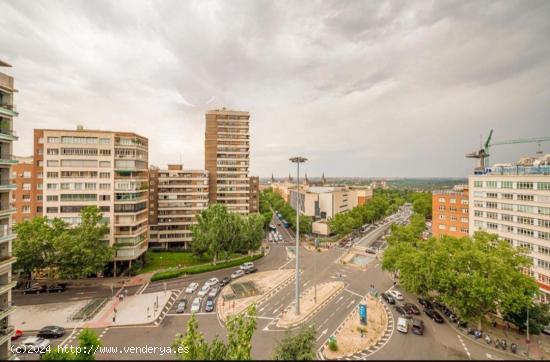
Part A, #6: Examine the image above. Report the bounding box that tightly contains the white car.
[388,289,404,301]
[185,282,199,294]
[397,317,408,333]
[240,262,254,271]
[208,286,219,298]
[190,297,201,313]
[231,269,245,279]
[197,284,210,297]
[206,277,219,287]
[19,336,51,353]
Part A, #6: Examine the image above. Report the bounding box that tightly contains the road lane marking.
[457,334,472,360]
[344,288,363,298]
[316,328,328,341]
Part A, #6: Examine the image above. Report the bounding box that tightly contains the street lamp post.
[290,156,307,316]
[314,238,319,305]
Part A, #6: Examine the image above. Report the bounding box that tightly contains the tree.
[43,328,101,360]
[272,325,316,360]
[240,213,265,253]
[504,302,550,335]
[13,217,63,281]
[173,305,257,360]
[55,206,112,279]
[411,192,432,219]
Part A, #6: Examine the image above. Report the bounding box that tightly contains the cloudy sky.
[1,0,549,177]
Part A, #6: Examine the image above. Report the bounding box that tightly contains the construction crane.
[466,129,550,172]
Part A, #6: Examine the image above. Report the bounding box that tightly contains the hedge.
[150,254,264,282]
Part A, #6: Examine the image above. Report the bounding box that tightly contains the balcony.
[0,305,16,321]
[0,325,15,347]
[0,281,16,296]
[0,254,16,269]
[0,154,16,166]
[0,179,15,191]
[0,104,17,118]
[0,227,15,244]
[0,129,17,142]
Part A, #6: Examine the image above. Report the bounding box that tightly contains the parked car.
[424,308,444,323]
[411,319,425,335]
[397,317,408,333]
[47,283,67,293]
[23,285,46,294]
[208,286,219,298]
[394,305,412,319]
[231,269,245,279]
[10,329,23,341]
[190,297,201,313]
[37,326,65,338]
[382,292,396,305]
[417,297,433,309]
[219,277,231,287]
[18,337,50,353]
[176,299,187,313]
[244,266,258,274]
[185,282,199,294]
[403,303,421,315]
[204,297,215,312]
[240,262,255,271]
[387,289,404,301]
[197,284,210,297]
[205,278,219,287]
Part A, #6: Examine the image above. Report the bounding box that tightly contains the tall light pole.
[290,156,307,315]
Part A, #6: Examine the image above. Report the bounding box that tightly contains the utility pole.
[290,156,307,315]
[527,305,530,358]
[314,238,319,304]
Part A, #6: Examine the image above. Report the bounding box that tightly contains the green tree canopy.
[272,325,316,360]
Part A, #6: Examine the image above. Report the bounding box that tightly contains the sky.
[1,0,549,178]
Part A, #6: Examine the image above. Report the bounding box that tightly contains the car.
[219,276,231,286]
[47,283,67,293]
[366,247,377,254]
[10,329,23,341]
[424,308,444,323]
[240,262,254,271]
[403,303,421,315]
[417,297,433,309]
[190,297,201,313]
[22,285,46,294]
[244,266,258,274]
[394,305,412,319]
[231,269,245,279]
[387,289,404,301]
[208,286,219,298]
[176,299,187,313]
[205,277,219,287]
[197,284,210,297]
[397,317,408,333]
[411,319,424,335]
[543,324,550,336]
[382,292,396,305]
[205,297,215,312]
[185,282,199,294]
[18,336,50,353]
[37,326,65,339]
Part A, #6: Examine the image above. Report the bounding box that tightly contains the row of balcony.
[0,104,17,118]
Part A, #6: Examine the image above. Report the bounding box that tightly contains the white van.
[240,262,254,271]
[397,317,408,333]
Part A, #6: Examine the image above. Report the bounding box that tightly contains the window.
[47,172,59,178]
[37,183,43,190]
[518,194,534,202]
[539,219,550,229]
[38,137,44,144]
[501,203,513,211]
[23,171,31,178]
[47,137,59,143]
[37,172,43,179]
[474,191,484,197]
[438,225,446,230]
[486,193,498,199]
[22,206,31,213]
[501,214,513,222]
[47,148,59,155]
[461,208,468,214]
[60,194,97,202]
[517,241,533,251]
[517,182,534,190]
[61,136,98,144]
[502,193,514,200]
[501,181,514,189]
[517,216,534,225]
[36,195,43,201]
[538,207,550,216]
[47,183,58,190]
[47,160,59,167]
[99,149,111,156]
[99,161,111,167]
[61,148,98,156]
[517,228,534,237]
[99,183,110,190]
[99,195,110,201]
[438,198,445,202]
[461,227,469,233]
[474,181,483,188]
[46,195,58,201]
[439,215,446,220]
[22,194,31,201]
[438,205,445,211]
[36,206,43,213]
[60,159,98,167]
[487,212,498,220]
[461,217,468,223]
[518,205,534,214]
[450,226,457,232]
[504,225,514,233]
[100,172,110,179]
[538,182,550,191]
[99,138,111,145]
[450,198,456,204]
[474,201,484,208]
[22,183,31,191]
[486,181,497,188]
[539,231,550,241]
[486,202,497,209]
[487,222,498,230]
[539,246,550,256]
[538,259,550,270]
[461,199,468,205]
[46,207,59,213]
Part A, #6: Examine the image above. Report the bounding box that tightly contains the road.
[14,208,529,360]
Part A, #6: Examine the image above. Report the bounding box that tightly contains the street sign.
[359,303,367,325]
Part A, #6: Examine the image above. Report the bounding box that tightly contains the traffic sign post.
[359,303,367,325]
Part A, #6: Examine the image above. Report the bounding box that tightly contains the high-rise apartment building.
[33,128,149,272]
[469,159,550,301]
[432,185,470,238]
[148,164,208,249]
[0,59,18,359]
[11,156,34,224]
[205,108,250,215]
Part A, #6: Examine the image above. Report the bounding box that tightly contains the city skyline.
[1,0,550,177]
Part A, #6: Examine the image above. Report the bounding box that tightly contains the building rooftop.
[0,59,12,67]
[483,165,550,176]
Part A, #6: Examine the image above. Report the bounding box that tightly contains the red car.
[10,329,23,341]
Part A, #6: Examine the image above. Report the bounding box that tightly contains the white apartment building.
[148,164,209,249]
[469,161,550,301]
[34,128,149,273]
